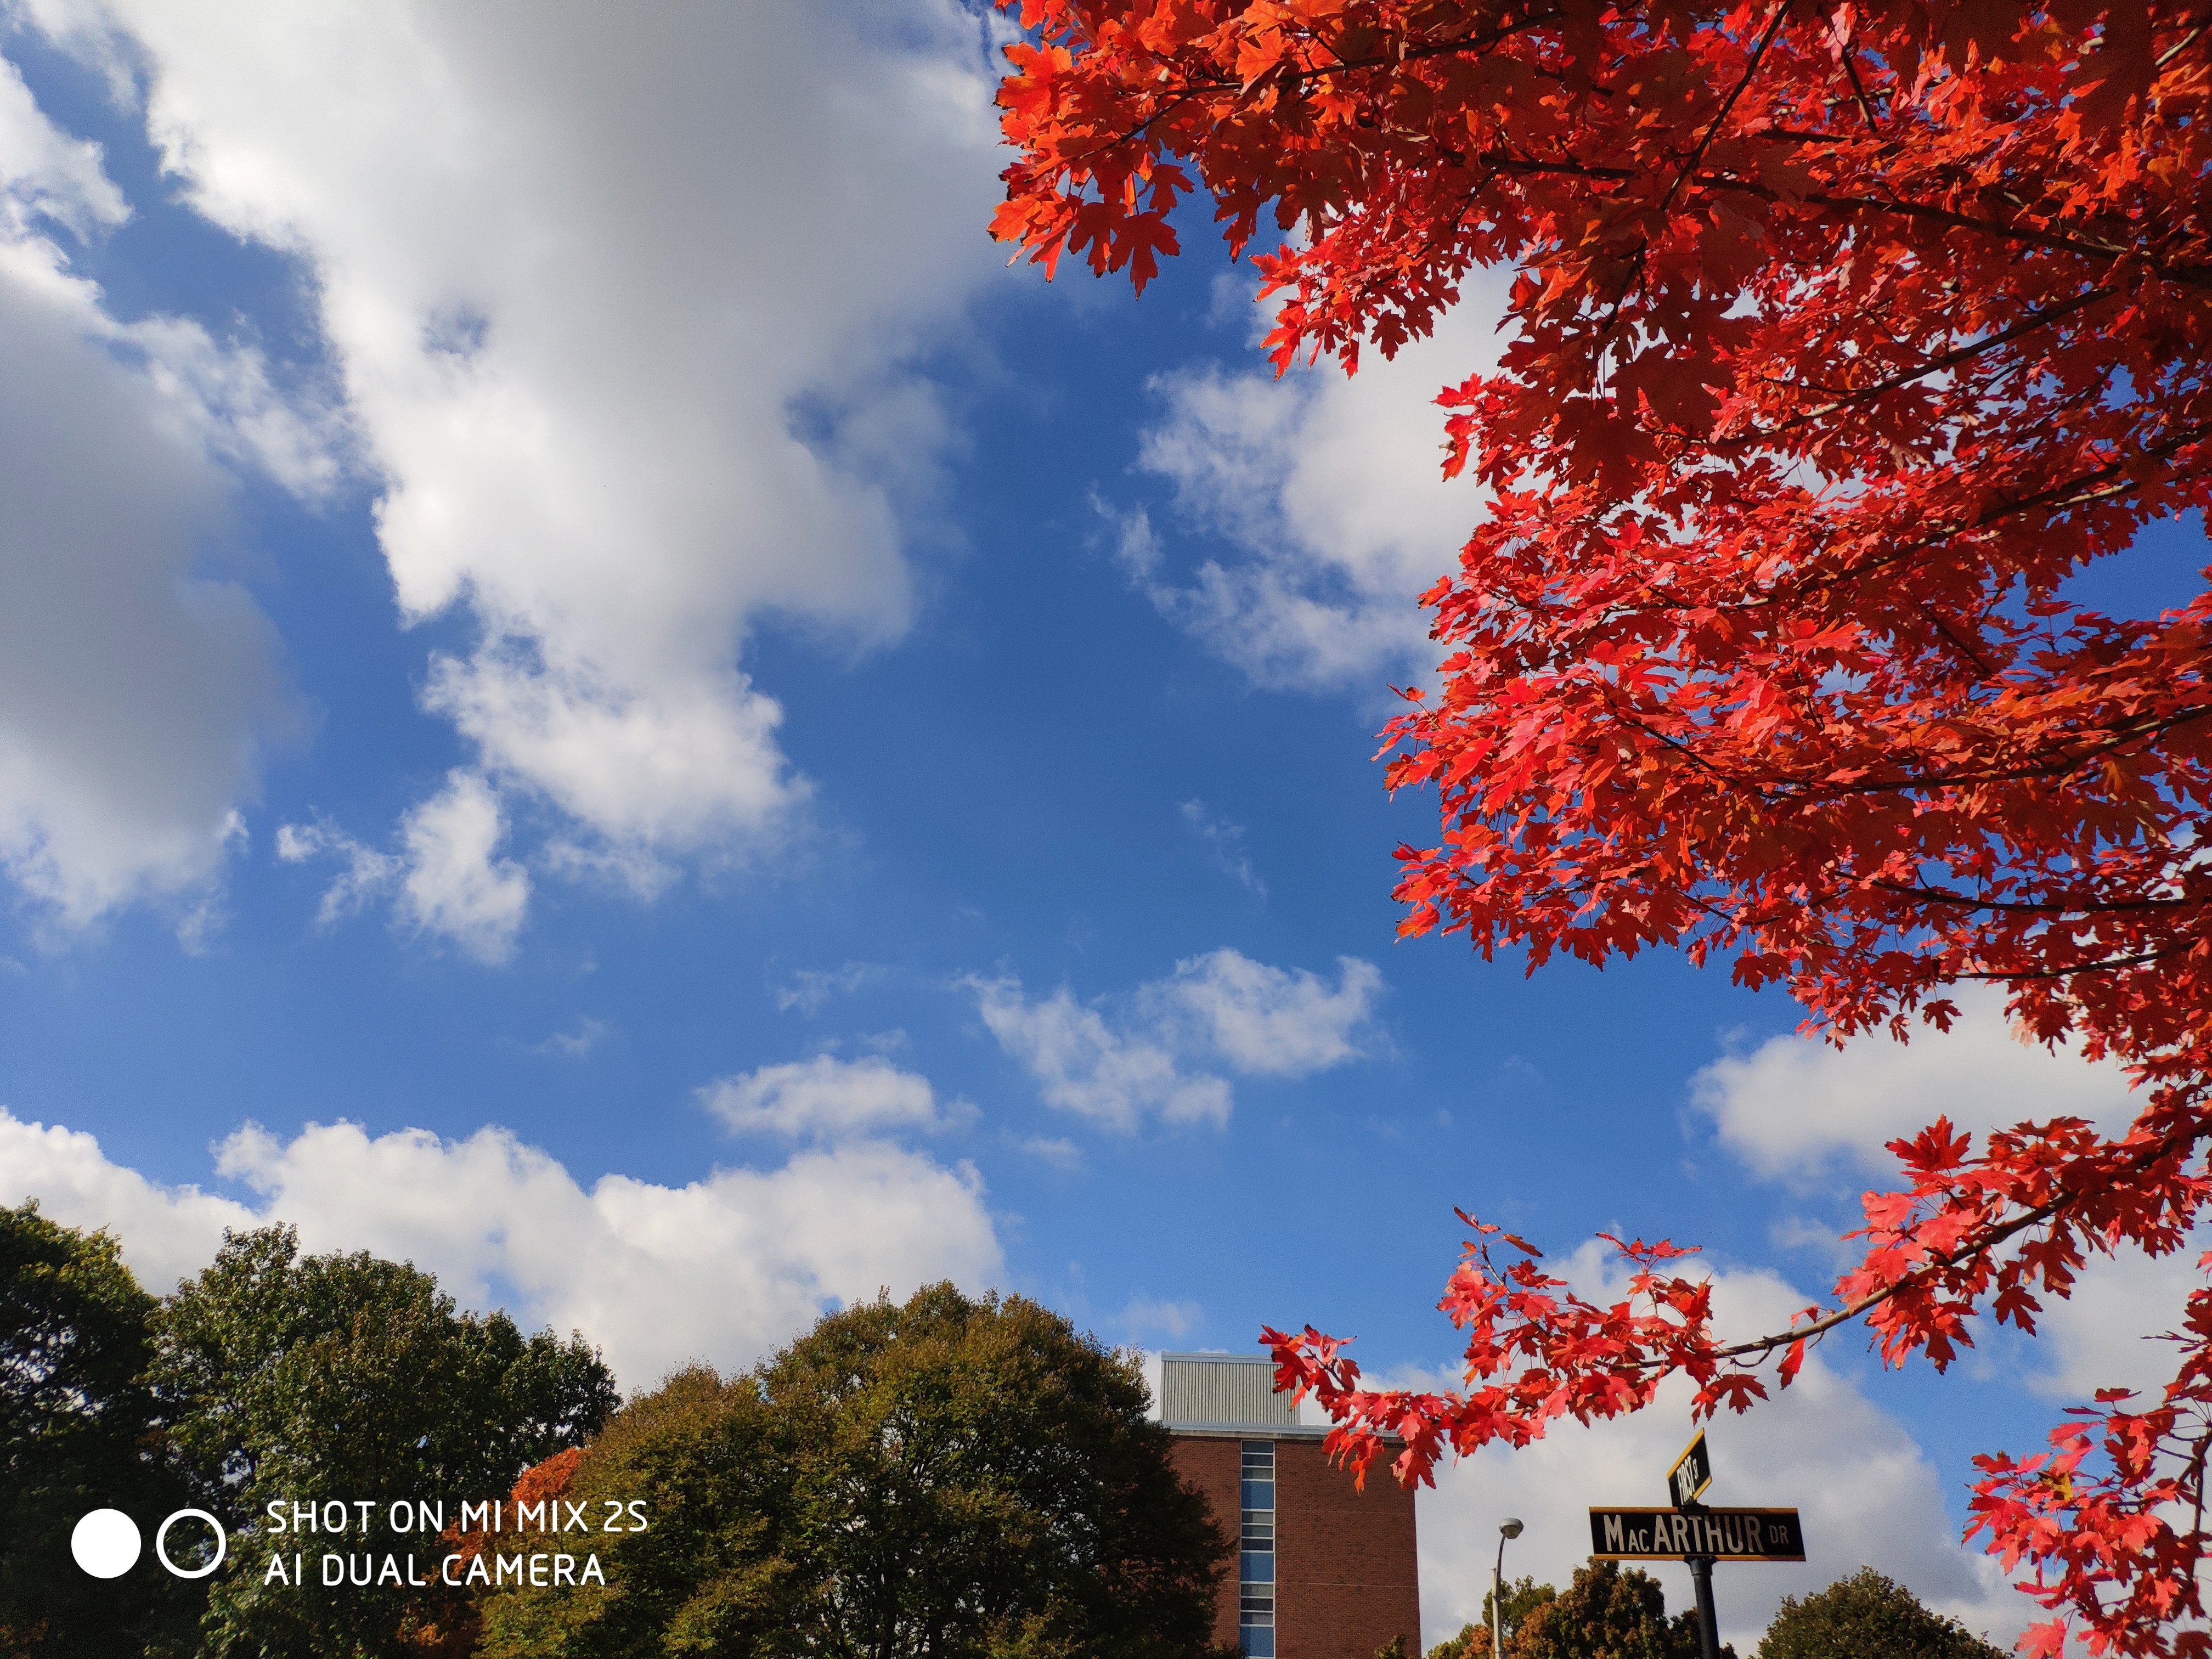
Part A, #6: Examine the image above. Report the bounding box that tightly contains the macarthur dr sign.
[1587,1505,1805,1564]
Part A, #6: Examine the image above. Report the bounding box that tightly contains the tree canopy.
[157,1224,616,1658]
[1755,1567,2006,1659]
[479,1282,1233,1659]
[0,1202,196,1659]
[1425,1562,1726,1659]
[473,1367,794,1657]
[1429,1573,1556,1659]
[1,1212,614,1659]
[988,3,2209,1653]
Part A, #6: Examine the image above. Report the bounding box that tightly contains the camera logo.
[71,1508,227,1579]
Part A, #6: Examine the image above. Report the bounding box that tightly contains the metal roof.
[1158,1351,1296,1431]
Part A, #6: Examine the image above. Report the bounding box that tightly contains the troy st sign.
[1668,1430,1713,1509]
[1587,1506,1806,1564]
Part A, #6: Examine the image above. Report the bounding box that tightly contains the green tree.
[156,1224,615,1659]
[1756,1568,2007,1659]
[475,1366,797,1658]
[484,1283,1233,1658]
[1513,1561,1729,1659]
[766,1284,1229,1658]
[0,1203,197,1659]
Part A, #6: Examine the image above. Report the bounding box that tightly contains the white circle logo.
[70,1509,141,1578]
[155,1509,227,1579]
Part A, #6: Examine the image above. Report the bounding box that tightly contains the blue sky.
[0,4,2197,1650]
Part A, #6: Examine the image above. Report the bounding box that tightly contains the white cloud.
[701,1053,957,1142]
[973,976,1231,1132]
[1019,1134,1082,1171]
[419,651,802,861]
[394,770,529,962]
[0,1109,256,1289]
[18,0,1011,935]
[1395,1244,2029,1654]
[0,56,335,927]
[0,51,123,238]
[2023,1239,2210,1403]
[0,1106,1002,1389]
[1119,294,1509,692]
[274,815,399,925]
[277,769,529,962]
[774,961,887,1015]
[1171,947,1383,1076]
[1116,1291,1201,1339]
[532,1016,610,1059]
[1690,986,2141,1184]
[969,949,1383,1132]
[1180,798,1266,897]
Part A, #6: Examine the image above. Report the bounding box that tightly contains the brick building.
[1160,1352,1420,1659]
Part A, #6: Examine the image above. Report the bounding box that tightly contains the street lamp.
[1493,1518,1523,1659]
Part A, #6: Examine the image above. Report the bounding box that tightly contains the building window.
[1239,1441,1275,1657]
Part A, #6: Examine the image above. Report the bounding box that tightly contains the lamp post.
[1492,1517,1523,1659]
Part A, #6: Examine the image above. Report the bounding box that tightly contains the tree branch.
[1696,1123,2208,1367]
[1658,0,1794,219]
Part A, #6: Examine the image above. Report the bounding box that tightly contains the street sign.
[1668,1430,1713,1508]
[1588,1507,1805,1563]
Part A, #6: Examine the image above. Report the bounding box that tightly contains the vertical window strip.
[1239,1441,1276,1658]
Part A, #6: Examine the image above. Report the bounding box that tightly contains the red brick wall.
[1170,1433,1420,1659]
[1169,1436,1244,1651]
[1278,1437,1420,1658]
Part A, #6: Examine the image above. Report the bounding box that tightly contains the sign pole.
[1686,1548,1719,1659]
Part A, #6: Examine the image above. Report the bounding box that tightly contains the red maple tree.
[992,2,2208,1651]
